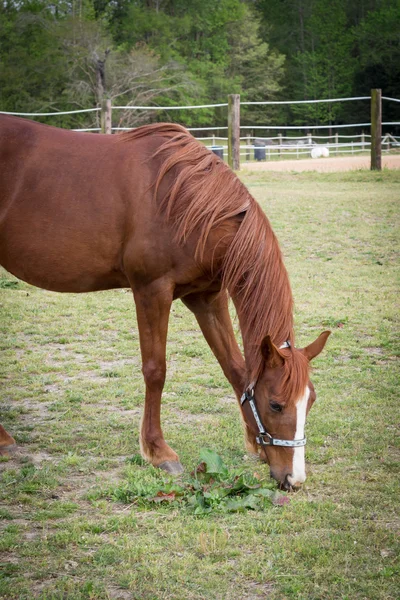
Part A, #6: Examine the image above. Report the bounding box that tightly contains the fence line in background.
[0,108,100,116]
[190,132,399,162]
[1,91,399,170]
[113,103,229,110]
[4,95,393,116]
[241,96,370,105]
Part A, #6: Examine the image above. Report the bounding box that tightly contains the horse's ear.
[303,331,331,361]
[261,335,284,367]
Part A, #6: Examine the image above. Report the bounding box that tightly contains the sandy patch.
[242,153,400,172]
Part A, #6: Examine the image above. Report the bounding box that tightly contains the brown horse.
[0,115,329,489]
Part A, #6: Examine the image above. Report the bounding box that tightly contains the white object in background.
[321,146,330,157]
[311,146,322,158]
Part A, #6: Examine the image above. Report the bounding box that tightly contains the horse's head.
[241,331,330,490]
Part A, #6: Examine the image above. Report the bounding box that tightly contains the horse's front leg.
[182,291,258,455]
[133,279,183,474]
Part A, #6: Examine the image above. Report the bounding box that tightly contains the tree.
[226,5,285,125]
[0,2,69,118]
[1,0,398,132]
[0,1,198,129]
[254,0,399,129]
[354,1,400,97]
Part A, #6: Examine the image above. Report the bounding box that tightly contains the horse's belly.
[0,217,129,293]
[0,251,129,292]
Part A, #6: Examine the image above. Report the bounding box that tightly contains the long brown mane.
[121,124,309,400]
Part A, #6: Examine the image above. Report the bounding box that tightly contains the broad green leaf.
[229,473,261,494]
[224,495,261,512]
[198,449,228,478]
[252,488,274,499]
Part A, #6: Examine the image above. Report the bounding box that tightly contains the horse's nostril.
[283,476,294,491]
[271,471,301,492]
[283,474,305,491]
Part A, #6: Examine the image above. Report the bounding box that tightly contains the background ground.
[1,169,399,599]
[243,153,400,172]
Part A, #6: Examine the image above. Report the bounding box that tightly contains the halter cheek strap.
[240,340,307,449]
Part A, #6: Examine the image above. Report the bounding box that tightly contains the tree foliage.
[0,0,399,129]
[255,0,400,127]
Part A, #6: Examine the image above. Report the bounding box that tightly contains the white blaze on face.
[287,386,309,486]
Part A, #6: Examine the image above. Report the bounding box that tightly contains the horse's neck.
[217,202,294,377]
[231,288,294,381]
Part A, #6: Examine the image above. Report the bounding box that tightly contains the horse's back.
[0,116,159,292]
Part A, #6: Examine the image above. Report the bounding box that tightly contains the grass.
[1,168,399,599]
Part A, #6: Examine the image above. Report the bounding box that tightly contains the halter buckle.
[256,432,273,446]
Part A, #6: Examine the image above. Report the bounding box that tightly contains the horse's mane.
[120,124,309,401]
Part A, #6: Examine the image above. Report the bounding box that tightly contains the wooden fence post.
[371,88,382,170]
[228,94,240,170]
[101,99,112,134]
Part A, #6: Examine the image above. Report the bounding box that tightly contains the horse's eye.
[270,401,283,413]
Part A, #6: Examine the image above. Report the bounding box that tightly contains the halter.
[240,340,307,449]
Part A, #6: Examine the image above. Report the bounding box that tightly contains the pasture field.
[1,169,399,600]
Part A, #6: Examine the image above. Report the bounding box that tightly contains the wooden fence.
[100,89,386,171]
[0,90,393,171]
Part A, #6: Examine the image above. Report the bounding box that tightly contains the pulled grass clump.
[112,449,287,514]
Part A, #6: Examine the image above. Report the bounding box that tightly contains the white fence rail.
[194,133,400,161]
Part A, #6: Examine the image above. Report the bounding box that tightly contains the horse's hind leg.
[132,279,184,475]
[0,424,16,456]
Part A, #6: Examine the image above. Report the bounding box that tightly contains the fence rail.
[193,132,399,162]
[1,92,399,170]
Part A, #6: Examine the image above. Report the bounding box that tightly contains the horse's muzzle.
[271,471,304,492]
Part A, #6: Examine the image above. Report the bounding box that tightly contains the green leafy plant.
[114,449,287,514]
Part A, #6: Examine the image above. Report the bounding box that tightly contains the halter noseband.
[240,340,307,449]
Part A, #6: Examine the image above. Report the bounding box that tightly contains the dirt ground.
[242,153,400,172]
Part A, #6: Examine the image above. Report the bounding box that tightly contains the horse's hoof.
[158,461,184,475]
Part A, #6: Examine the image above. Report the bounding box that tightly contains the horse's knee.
[142,360,166,389]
